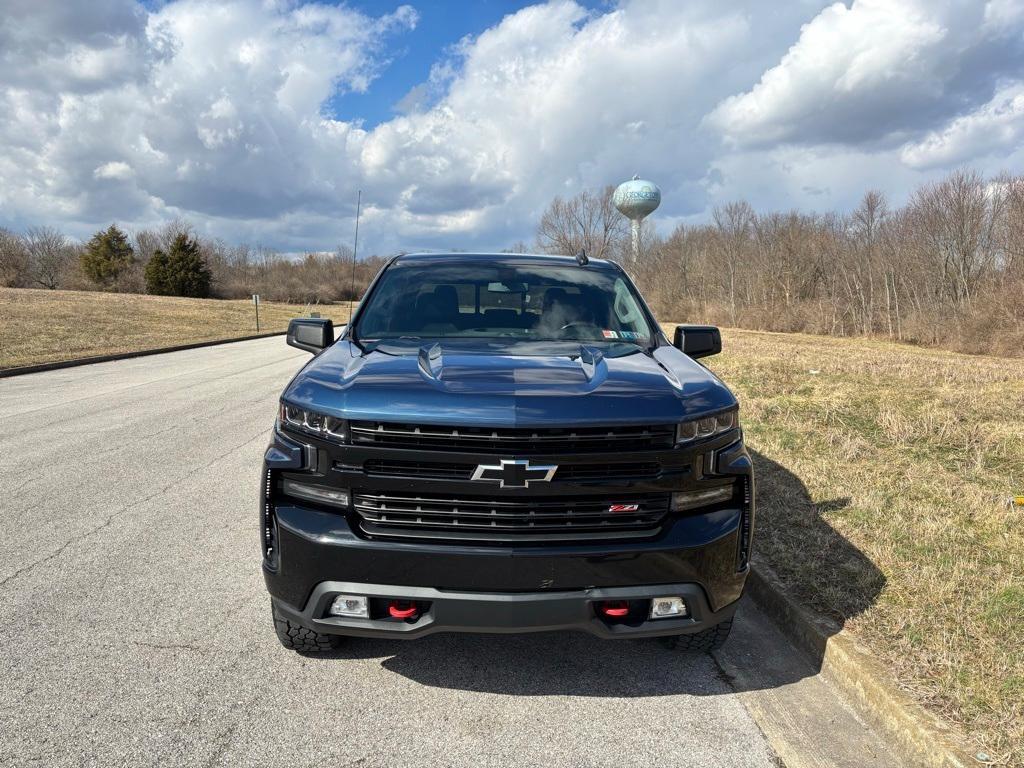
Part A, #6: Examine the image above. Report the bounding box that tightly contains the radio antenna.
[347,189,361,325]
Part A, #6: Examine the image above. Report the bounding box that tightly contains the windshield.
[354,263,655,345]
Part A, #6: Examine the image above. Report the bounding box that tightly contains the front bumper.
[271,580,739,639]
[264,501,748,638]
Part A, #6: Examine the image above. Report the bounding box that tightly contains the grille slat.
[351,421,675,453]
[556,462,660,481]
[355,492,666,510]
[353,491,670,540]
[361,459,661,482]
[357,522,659,543]
[363,460,475,479]
[360,507,655,520]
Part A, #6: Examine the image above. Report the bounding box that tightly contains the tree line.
[1,167,1021,355]
[536,169,1024,357]
[0,219,387,304]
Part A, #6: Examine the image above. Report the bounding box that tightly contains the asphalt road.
[0,337,886,767]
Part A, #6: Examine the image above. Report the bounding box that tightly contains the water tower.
[613,175,661,264]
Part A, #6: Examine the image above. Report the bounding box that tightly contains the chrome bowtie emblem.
[471,459,558,488]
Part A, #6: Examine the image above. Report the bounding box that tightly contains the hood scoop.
[418,342,444,382]
[578,345,604,383]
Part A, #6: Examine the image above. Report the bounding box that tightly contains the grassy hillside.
[698,327,1024,765]
[0,288,351,369]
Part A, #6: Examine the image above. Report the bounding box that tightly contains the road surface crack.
[132,641,210,653]
[203,722,239,768]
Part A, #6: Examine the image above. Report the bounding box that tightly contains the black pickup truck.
[262,252,753,652]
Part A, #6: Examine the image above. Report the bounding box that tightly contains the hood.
[284,339,735,427]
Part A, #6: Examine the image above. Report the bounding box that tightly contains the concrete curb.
[747,565,983,768]
[0,331,286,378]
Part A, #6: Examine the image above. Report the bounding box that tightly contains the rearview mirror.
[287,318,334,354]
[673,324,721,359]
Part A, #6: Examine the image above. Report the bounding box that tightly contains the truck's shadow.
[308,450,885,698]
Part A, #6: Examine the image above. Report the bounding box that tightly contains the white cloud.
[0,0,419,233]
[0,0,1023,252]
[900,82,1024,168]
[983,0,1024,28]
[707,0,1024,147]
[0,0,170,94]
[93,161,134,180]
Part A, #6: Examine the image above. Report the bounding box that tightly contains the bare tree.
[23,226,75,289]
[536,185,627,260]
[0,227,30,287]
[909,169,1001,308]
[132,229,162,266]
[712,201,755,325]
[841,190,888,334]
[996,174,1024,281]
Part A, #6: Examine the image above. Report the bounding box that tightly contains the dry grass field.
[696,327,1024,765]
[0,288,351,369]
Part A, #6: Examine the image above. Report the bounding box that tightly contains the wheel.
[271,601,343,653]
[661,619,733,652]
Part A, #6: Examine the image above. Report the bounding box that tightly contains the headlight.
[279,402,348,441]
[676,407,737,444]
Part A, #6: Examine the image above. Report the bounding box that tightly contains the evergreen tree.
[144,233,212,297]
[144,249,173,295]
[80,224,134,289]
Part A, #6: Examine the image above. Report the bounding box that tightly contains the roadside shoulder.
[0,331,286,378]
[747,564,983,768]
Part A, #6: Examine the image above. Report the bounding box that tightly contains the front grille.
[353,491,671,542]
[362,459,662,482]
[350,421,676,453]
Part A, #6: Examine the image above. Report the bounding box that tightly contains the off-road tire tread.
[272,603,342,652]
[663,618,732,652]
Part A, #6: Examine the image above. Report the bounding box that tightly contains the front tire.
[271,602,343,653]
[661,618,733,652]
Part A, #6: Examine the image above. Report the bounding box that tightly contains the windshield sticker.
[601,330,619,339]
[618,330,642,340]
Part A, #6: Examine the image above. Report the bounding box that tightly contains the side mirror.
[287,318,334,354]
[673,324,721,359]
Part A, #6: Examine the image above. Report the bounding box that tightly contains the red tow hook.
[388,600,419,620]
[599,600,630,618]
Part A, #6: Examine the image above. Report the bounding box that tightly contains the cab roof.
[392,252,619,269]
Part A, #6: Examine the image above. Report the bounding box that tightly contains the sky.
[1,0,1023,256]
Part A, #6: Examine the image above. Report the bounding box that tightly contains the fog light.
[650,597,688,619]
[670,484,734,512]
[328,594,368,618]
[281,478,350,508]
